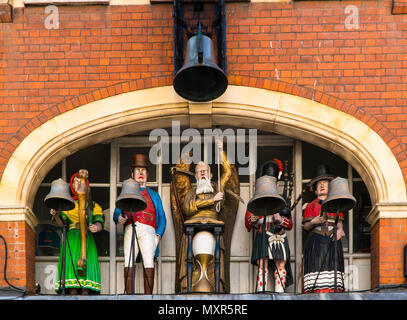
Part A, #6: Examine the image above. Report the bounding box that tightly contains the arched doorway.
[1,86,405,293]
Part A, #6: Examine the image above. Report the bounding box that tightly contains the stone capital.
[0,206,39,232]
[366,202,407,227]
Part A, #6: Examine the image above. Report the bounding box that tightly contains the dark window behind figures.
[33,140,372,258]
[66,144,110,183]
[302,142,348,180]
[353,182,371,253]
[35,143,111,256]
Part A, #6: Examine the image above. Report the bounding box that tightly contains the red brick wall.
[371,218,407,287]
[0,221,36,293]
[1,0,407,290]
[0,2,407,180]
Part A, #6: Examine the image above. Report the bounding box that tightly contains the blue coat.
[113,187,167,258]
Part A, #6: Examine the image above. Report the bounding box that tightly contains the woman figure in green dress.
[50,172,104,295]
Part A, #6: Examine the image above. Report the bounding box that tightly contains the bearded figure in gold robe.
[170,139,241,293]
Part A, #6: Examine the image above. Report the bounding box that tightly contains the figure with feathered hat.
[245,159,294,292]
[302,164,345,293]
[113,154,167,294]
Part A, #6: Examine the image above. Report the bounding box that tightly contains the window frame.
[34,134,371,294]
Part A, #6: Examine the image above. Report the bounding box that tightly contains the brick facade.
[371,218,407,286]
[0,221,35,292]
[1,0,407,292]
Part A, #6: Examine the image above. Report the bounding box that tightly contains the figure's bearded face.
[195,164,214,195]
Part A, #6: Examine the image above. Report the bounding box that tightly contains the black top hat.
[259,160,282,180]
[309,164,336,188]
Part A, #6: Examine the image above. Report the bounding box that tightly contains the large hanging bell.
[321,177,357,213]
[44,178,75,211]
[116,178,147,212]
[247,175,286,216]
[173,34,228,102]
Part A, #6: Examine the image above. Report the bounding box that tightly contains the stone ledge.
[3,290,407,300]
[0,206,39,231]
[366,203,407,227]
[188,101,213,128]
[24,0,108,5]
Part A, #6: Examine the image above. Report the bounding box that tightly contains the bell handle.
[197,23,203,64]
[334,207,340,224]
[289,180,317,211]
[289,193,302,212]
[77,169,89,276]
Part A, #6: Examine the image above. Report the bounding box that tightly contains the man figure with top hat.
[302,164,345,293]
[113,154,167,294]
[245,159,294,292]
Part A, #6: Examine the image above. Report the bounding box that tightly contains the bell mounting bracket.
[173,0,226,74]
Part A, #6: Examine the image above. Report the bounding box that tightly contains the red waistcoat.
[303,198,344,221]
[124,188,157,229]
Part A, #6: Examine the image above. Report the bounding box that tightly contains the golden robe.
[178,150,232,293]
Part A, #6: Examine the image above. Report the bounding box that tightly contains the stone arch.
[2,76,406,184]
[0,84,405,229]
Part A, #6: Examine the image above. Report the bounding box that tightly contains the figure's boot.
[274,268,286,293]
[144,268,155,294]
[256,267,268,292]
[124,267,134,294]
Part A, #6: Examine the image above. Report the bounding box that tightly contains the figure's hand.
[118,215,127,225]
[331,229,343,241]
[330,229,343,240]
[280,217,290,229]
[156,234,161,246]
[273,213,282,223]
[89,223,101,233]
[311,215,326,226]
[331,224,344,241]
[214,192,224,202]
[249,213,259,224]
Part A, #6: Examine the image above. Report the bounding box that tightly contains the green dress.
[56,201,104,293]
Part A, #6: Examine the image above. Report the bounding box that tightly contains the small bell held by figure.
[116,178,147,212]
[248,175,286,216]
[44,178,75,212]
[321,177,357,213]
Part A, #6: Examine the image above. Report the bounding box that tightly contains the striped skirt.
[303,232,344,293]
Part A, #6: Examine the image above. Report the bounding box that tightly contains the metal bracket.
[173,0,226,74]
